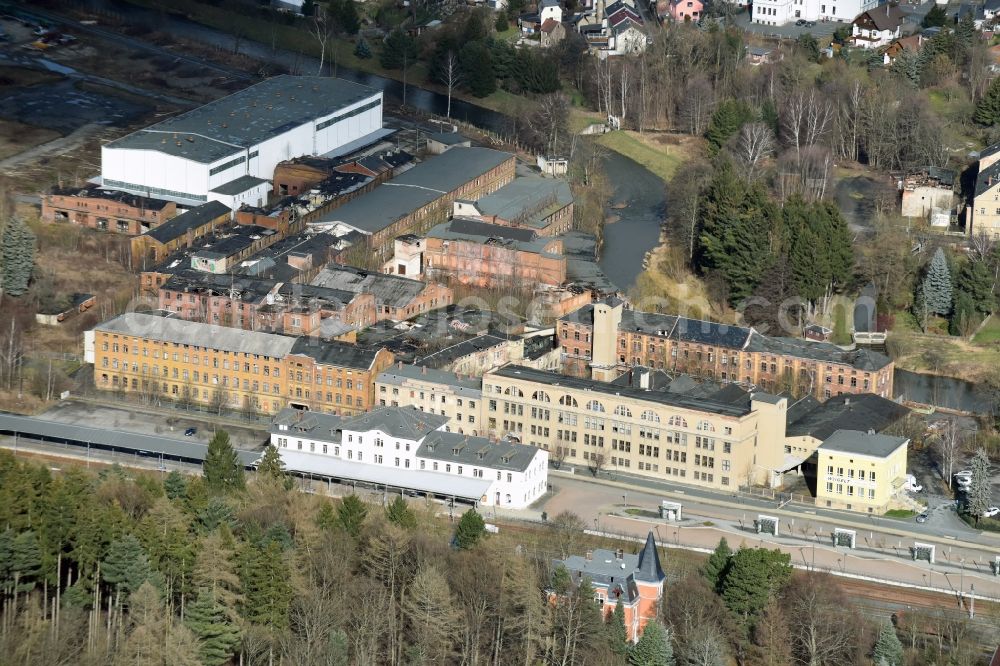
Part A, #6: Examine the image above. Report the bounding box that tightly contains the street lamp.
[622,493,628,509]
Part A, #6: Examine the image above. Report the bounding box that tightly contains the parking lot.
[40,400,269,452]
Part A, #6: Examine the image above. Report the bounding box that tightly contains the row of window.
[102,179,206,203]
[825,465,877,482]
[209,155,246,177]
[826,482,877,499]
[316,99,381,131]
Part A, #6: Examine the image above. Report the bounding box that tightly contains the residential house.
[747,45,778,65]
[550,533,666,641]
[753,0,877,25]
[882,34,924,65]
[814,430,909,513]
[540,18,567,46]
[41,186,176,235]
[668,0,703,22]
[968,142,1000,238]
[270,406,549,508]
[852,5,905,49]
[376,362,484,435]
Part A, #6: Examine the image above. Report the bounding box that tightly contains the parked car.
[904,474,922,492]
[184,427,197,436]
[955,470,972,478]
[915,513,929,523]
[984,507,1000,518]
[795,18,806,25]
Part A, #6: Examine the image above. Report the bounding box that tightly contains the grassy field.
[0,119,61,161]
[595,130,691,182]
[890,328,1000,382]
[972,314,1000,344]
[884,509,918,519]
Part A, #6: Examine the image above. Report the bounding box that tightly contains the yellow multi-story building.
[482,365,790,490]
[969,143,1000,238]
[375,362,484,436]
[815,430,908,513]
[85,312,393,416]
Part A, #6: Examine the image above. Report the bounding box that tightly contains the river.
[893,369,993,414]
[79,0,665,288]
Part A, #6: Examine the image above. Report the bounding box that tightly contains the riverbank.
[110,0,536,118]
[595,130,694,182]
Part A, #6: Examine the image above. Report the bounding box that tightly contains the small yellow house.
[815,429,908,514]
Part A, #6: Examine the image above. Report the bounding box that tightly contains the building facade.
[270,407,548,508]
[85,312,393,416]
[483,365,790,490]
[375,363,484,435]
[558,302,894,400]
[41,187,176,235]
[551,532,666,641]
[815,430,908,513]
[102,76,383,206]
[752,0,877,25]
[130,201,232,270]
[969,143,1000,238]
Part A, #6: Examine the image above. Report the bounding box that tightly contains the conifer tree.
[164,470,187,500]
[721,548,792,632]
[336,494,368,537]
[256,444,288,487]
[701,538,732,593]
[238,540,292,629]
[609,598,629,657]
[103,533,154,597]
[203,430,245,493]
[958,259,995,314]
[975,76,1000,125]
[354,37,372,59]
[380,30,417,70]
[629,622,674,666]
[385,495,417,529]
[967,448,992,525]
[454,508,487,549]
[460,42,497,98]
[920,247,952,316]
[1,216,36,297]
[871,620,903,666]
[184,591,241,666]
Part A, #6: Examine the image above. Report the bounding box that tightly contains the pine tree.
[460,41,497,98]
[629,621,674,666]
[164,470,187,500]
[920,248,952,316]
[316,500,338,531]
[701,538,732,593]
[958,260,995,314]
[975,76,1000,126]
[332,0,360,35]
[705,100,752,154]
[380,29,417,70]
[385,495,417,529]
[192,529,243,625]
[354,37,372,59]
[609,598,629,657]
[967,448,992,524]
[871,620,903,666]
[922,4,948,27]
[454,508,487,549]
[203,430,245,493]
[256,444,287,486]
[336,494,368,537]
[184,591,241,666]
[949,291,978,337]
[7,529,42,593]
[721,548,792,633]
[198,496,234,532]
[103,533,153,597]
[238,540,292,629]
[1,216,36,297]
[890,49,920,87]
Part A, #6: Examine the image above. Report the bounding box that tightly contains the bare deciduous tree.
[442,50,462,119]
[935,418,965,488]
[736,122,775,179]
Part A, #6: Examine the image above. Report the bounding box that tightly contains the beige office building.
[375,363,484,436]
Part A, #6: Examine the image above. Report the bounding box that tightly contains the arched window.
[668,415,688,428]
[697,420,715,432]
[586,400,606,413]
[533,390,551,402]
[613,405,632,417]
[559,395,579,407]
[504,386,524,397]
[640,410,660,422]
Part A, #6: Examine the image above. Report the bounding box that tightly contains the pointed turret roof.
[635,531,665,583]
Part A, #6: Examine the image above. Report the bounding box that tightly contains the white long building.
[751,0,875,25]
[270,406,548,509]
[101,75,384,208]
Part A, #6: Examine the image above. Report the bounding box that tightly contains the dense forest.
[0,432,990,665]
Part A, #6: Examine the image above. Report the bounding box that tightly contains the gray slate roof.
[95,312,297,358]
[472,177,573,228]
[289,337,384,370]
[210,174,270,196]
[310,264,429,309]
[554,533,666,604]
[818,429,908,458]
[561,304,754,349]
[490,365,753,417]
[418,430,541,472]
[377,363,483,395]
[419,334,511,368]
[787,394,909,441]
[273,405,449,440]
[106,76,380,164]
[146,201,231,244]
[314,147,514,234]
[745,333,893,371]
[427,131,469,146]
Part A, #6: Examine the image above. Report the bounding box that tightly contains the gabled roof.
[145,201,231,244]
[819,429,908,458]
[339,406,449,439]
[975,160,1000,197]
[855,5,904,31]
[540,18,560,32]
